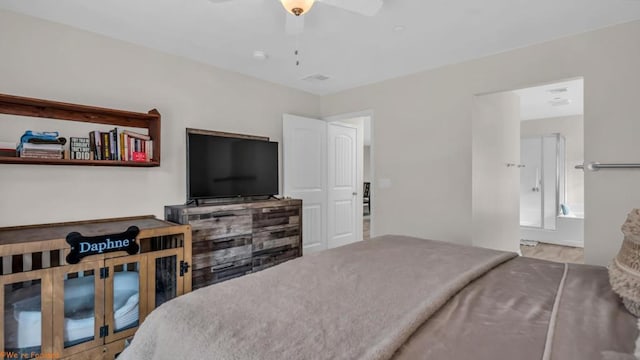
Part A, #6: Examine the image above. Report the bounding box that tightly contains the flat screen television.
[186,131,279,200]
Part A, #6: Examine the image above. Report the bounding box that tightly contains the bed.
[119,235,639,360]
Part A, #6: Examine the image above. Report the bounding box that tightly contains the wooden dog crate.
[0,216,191,359]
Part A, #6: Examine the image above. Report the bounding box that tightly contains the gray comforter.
[394,256,638,359]
[120,235,638,360]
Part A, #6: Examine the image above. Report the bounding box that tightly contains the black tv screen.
[187,132,279,200]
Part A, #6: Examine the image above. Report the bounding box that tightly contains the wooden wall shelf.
[0,157,160,167]
[0,93,161,167]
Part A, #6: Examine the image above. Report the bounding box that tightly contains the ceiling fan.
[209,0,384,35]
[284,0,383,35]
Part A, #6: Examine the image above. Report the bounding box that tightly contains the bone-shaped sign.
[66,226,140,264]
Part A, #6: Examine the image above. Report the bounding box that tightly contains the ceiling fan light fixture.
[280,0,315,16]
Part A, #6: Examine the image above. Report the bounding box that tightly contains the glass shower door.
[520,137,543,227]
[542,135,559,230]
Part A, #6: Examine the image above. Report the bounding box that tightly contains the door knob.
[352,192,358,196]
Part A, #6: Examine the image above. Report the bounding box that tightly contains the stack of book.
[18,131,65,159]
[88,128,153,162]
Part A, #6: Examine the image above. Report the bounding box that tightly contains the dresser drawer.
[190,210,251,240]
[252,247,299,272]
[192,235,252,269]
[252,225,300,252]
[252,205,300,230]
[192,258,253,289]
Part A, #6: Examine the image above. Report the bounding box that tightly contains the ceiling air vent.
[301,74,330,83]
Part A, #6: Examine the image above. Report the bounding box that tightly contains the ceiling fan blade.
[285,14,305,35]
[317,0,383,16]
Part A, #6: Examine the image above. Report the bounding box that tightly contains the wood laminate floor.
[520,242,584,264]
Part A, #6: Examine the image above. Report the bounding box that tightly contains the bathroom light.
[280,0,315,16]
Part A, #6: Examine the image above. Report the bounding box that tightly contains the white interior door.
[471,92,521,253]
[327,122,359,249]
[283,114,327,253]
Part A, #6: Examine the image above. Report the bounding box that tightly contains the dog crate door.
[1,269,54,359]
[146,249,185,313]
[52,261,105,357]
[104,255,146,344]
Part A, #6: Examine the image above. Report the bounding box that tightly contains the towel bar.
[575,162,640,171]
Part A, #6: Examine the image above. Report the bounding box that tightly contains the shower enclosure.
[520,134,566,230]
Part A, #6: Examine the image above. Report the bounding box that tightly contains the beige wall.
[0,10,320,227]
[521,115,584,211]
[321,20,640,265]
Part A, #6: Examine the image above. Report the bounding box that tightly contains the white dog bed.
[10,271,139,349]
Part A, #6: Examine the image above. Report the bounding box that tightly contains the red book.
[132,152,147,162]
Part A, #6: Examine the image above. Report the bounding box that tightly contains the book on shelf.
[20,152,63,159]
[70,137,91,160]
[89,131,98,160]
[147,140,153,161]
[16,130,65,159]
[123,129,151,141]
[20,142,64,151]
[132,151,147,162]
[110,128,118,161]
[120,131,129,161]
[20,146,63,159]
[101,132,110,160]
[109,129,114,160]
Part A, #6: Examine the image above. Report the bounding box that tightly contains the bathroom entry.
[472,78,584,263]
[516,79,584,263]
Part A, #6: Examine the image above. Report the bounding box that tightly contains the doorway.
[472,78,584,264]
[283,112,374,254]
[329,116,373,242]
[516,79,584,263]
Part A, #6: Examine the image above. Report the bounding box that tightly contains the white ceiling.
[515,78,584,121]
[2,0,640,95]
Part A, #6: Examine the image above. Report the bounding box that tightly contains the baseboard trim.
[536,239,584,248]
